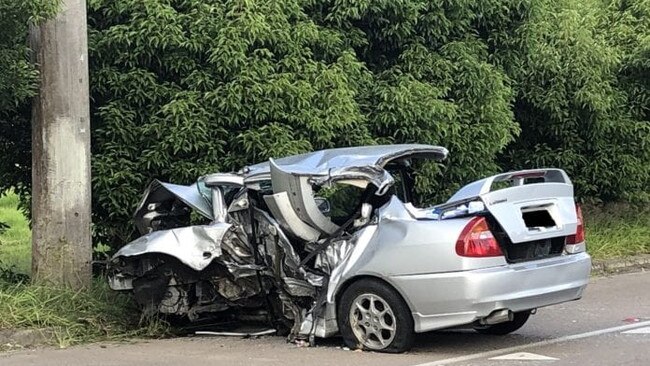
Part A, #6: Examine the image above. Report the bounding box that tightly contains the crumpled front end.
[109,191,326,336]
[107,176,364,341]
[108,145,447,342]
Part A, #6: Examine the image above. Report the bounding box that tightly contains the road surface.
[2,271,649,366]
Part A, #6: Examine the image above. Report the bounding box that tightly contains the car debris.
[108,144,591,352]
[195,329,276,337]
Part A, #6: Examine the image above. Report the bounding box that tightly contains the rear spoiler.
[446,169,571,204]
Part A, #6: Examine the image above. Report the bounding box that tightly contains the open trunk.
[446,169,578,262]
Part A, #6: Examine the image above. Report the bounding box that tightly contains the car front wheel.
[337,279,414,353]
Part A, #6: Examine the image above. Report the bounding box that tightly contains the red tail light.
[456,217,503,257]
[566,204,585,244]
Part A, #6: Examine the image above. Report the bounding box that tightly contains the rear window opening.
[522,210,556,229]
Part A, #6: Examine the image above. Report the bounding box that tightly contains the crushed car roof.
[242,144,448,178]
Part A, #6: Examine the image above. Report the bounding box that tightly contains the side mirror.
[314,197,331,215]
[354,203,373,227]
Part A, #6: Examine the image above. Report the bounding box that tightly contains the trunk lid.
[447,169,578,244]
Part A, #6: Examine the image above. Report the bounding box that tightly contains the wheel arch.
[334,275,415,317]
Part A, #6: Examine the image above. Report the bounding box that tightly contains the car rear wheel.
[337,279,414,353]
[473,311,531,335]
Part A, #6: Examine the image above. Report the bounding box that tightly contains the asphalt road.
[2,271,649,366]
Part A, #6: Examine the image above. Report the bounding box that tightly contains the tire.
[474,311,531,335]
[337,279,414,353]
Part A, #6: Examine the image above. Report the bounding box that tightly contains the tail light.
[566,204,585,244]
[456,217,503,257]
[565,204,586,254]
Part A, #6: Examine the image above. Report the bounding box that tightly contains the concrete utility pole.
[30,0,92,288]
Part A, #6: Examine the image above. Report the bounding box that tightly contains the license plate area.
[487,216,566,263]
[521,205,558,232]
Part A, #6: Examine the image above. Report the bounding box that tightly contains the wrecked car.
[108,144,591,352]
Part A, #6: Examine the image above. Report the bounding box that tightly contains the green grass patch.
[0,279,169,349]
[0,190,31,274]
[584,203,650,260]
[1,191,169,349]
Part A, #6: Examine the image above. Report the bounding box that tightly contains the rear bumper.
[389,252,591,333]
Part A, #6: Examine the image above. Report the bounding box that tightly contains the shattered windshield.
[196,179,213,206]
[196,178,242,208]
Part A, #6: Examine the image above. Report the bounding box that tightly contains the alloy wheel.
[349,293,396,350]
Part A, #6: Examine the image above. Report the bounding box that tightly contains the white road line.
[622,326,650,334]
[412,320,650,366]
[489,352,558,361]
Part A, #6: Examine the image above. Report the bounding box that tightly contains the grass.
[0,191,31,275]
[0,279,169,349]
[0,191,169,349]
[583,203,650,260]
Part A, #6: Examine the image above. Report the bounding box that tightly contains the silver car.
[108,144,591,353]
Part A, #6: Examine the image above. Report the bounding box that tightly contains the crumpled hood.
[113,224,231,271]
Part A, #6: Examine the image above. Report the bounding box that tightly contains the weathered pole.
[30,0,92,288]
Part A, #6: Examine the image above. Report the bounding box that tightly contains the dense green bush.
[306,0,520,199]
[87,0,376,246]
[87,0,526,247]
[0,0,59,225]
[0,0,647,251]
[601,0,649,124]
[495,0,650,202]
[598,0,650,200]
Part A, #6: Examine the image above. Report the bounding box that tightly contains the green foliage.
[0,0,57,112]
[601,0,650,123]
[308,0,520,199]
[599,0,650,201]
[0,0,648,251]
[494,0,650,202]
[85,0,526,247]
[0,0,59,208]
[87,0,375,246]
[0,0,645,347]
